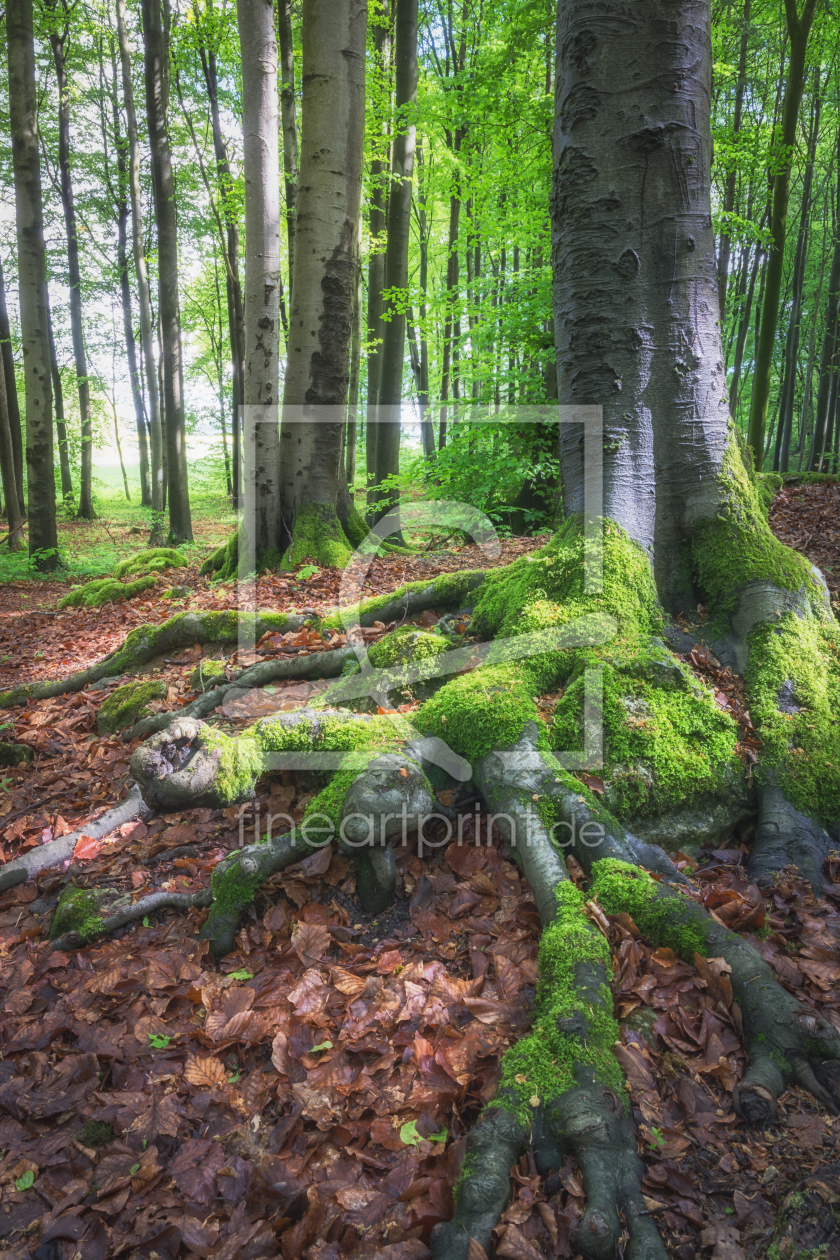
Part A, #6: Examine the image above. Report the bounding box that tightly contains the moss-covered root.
[113,547,188,579]
[589,858,840,1126]
[749,783,835,891]
[282,502,354,570]
[50,885,212,952]
[131,719,263,812]
[199,829,312,959]
[57,575,158,610]
[0,609,304,709]
[97,679,167,735]
[322,568,487,631]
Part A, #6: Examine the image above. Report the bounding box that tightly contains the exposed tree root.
[749,781,835,891]
[0,786,151,894]
[49,885,213,952]
[0,610,309,708]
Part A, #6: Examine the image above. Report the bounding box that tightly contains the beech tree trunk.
[365,0,392,518]
[277,0,299,302]
[370,0,418,524]
[746,0,819,470]
[0,329,23,549]
[236,0,282,566]
[278,0,366,559]
[45,293,74,503]
[140,0,192,542]
[717,0,750,323]
[554,0,730,609]
[47,4,95,519]
[0,256,25,518]
[809,138,840,471]
[7,0,58,569]
[117,0,163,528]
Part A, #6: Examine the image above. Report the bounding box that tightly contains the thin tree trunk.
[45,295,74,503]
[0,257,25,517]
[346,221,363,487]
[105,36,151,506]
[728,241,762,417]
[370,0,417,524]
[439,178,462,449]
[746,0,819,469]
[0,327,23,549]
[116,0,164,535]
[237,0,282,564]
[7,0,57,568]
[717,0,750,323]
[140,0,192,542]
[365,0,392,517]
[278,0,366,561]
[808,150,840,470]
[47,2,95,518]
[775,76,820,472]
[277,0,299,300]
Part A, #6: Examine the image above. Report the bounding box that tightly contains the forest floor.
[0,483,839,1260]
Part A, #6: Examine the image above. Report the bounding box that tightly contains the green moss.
[417,662,555,764]
[113,548,187,579]
[0,743,33,766]
[494,881,623,1123]
[190,659,226,692]
[58,575,158,609]
[756,472,783,520]
[254,711,405,756]
[591,858,710,959]
[745,613,840,823]
[368,627,450,670]
[320,569,485,632]
[199,727,263,803]
[201,531,238,579]
[301,758,379,833]
[96,679,167,734]
[693,434,826,624]
[50,886,107,943]
[281,503,353,570]
[78,1122,114,1148]
[208,853,264,922]
[550,650,741,819]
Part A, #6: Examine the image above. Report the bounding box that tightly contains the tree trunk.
[365,0,392,519]
[554,0,730,610]
[728,239,763,419]
[808,139,840,471]
[47,5,95,519]
[117,0,164,534]
[45,294,74,504]
[439,175,462,450]
[7,0,58,569]
[108,35,151,507]
[0,322,23,549]
[775,76,820,472]
[236,0,282,569]
[140,0,192,542]
[0,256,25,518]
[278,0,366,565]
[370,0,418,525]
[746,0,819,470]
[197,7,244,508]
[716,0,750,323]
[276,0,299,301]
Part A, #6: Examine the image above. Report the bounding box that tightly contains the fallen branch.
[50,885,213,951]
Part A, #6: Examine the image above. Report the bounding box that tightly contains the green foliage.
[96,679,167,735]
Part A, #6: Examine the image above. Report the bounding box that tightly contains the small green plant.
[148,1033,171,1049]
[648,1126,666,1149]
[296,564,320,581]
[129,1163,140,1175]
[399,1120,448,1147]
[227,968,254,981]
[310,1040,333,1053]
[15,1170,35,1191]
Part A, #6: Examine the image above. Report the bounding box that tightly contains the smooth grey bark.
[553,0,730,611]
[236,0,282,564]
[7,0,58,569]
[409,143,434,460]
[746,0,819,469]
[196,1,244,507]
[728,239,764,419]
[45,293,73,502]
[116,0,164,528]
[47,4,94,519]
[140,0,192,542]
[775,79,820,472]
[346,222,363,487]
[716,0,750,323]
[365,0,392,518]
[278,0,366,558]
[277,0,299,301]
[808,149,840,471]
[106,35,151,507]
[0,329,23,549]
[370,0,418,525]
[0,256,25,517]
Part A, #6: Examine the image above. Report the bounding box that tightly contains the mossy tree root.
[199,829,311,959]
[0,786,151,894]
[49,886,213,952]
[749,782,835,891]
[0,610,308,709]
[433,735,669,1260]
[131,719,262,812]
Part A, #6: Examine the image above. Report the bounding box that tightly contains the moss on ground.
[50,886,109,943]
[281,503,353,570]
[97,679,167,734]
[493,881,623,1123]
[113,548,187,579]
[190,659,226,692]
[591,858,711,959]
[693,433,827,625]
[745,613,840,823]
[58,575,158,609]
[77,1122,115,1149]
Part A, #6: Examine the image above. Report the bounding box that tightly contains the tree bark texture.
[0,255,25,517]
[140,0,192,542]
[7,0,58,568]
[365,0,392,517]
[277,0,299,302]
